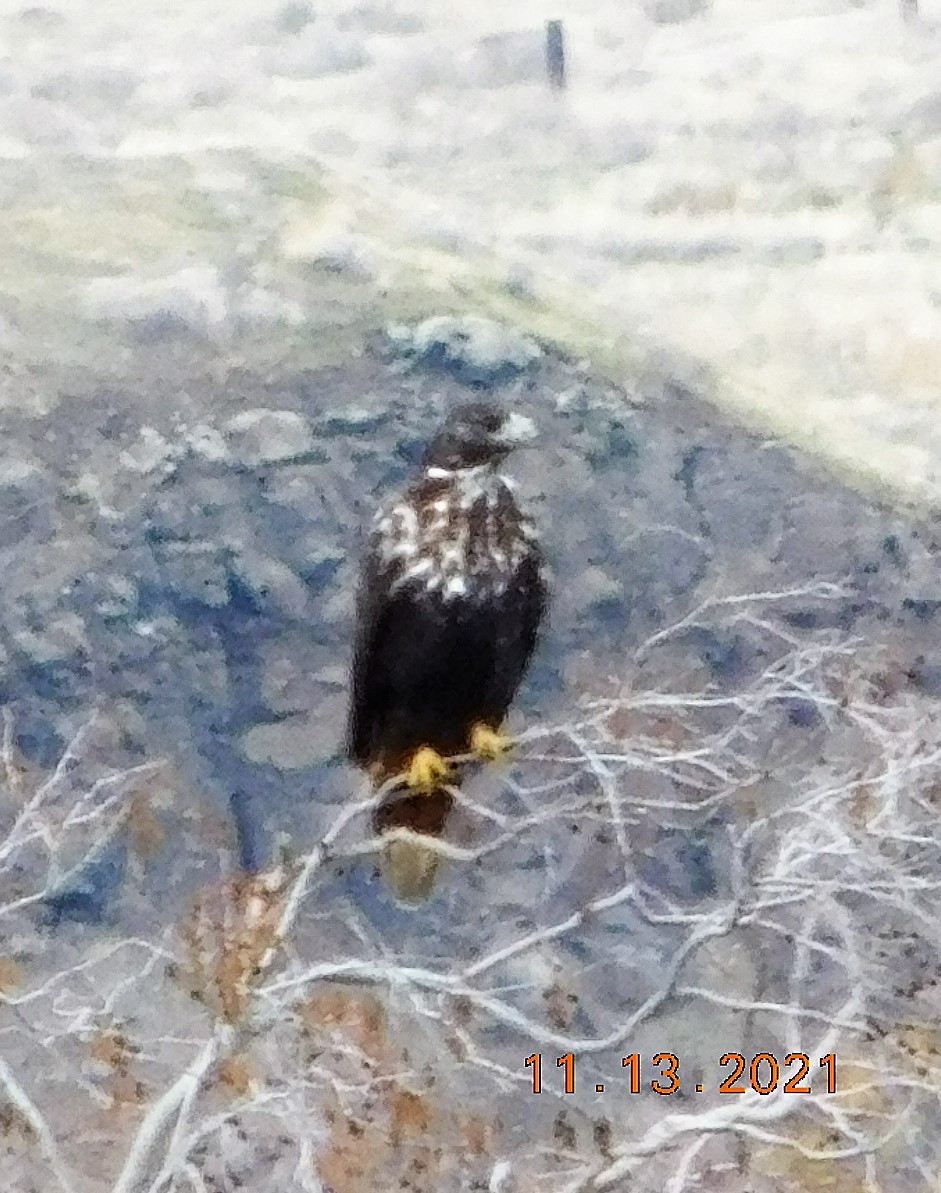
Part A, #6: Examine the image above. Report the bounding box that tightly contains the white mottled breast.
[373,463,539,601]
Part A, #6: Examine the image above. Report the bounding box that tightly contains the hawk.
[347,401,548,902]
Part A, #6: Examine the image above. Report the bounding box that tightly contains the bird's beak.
[499,412,537,446]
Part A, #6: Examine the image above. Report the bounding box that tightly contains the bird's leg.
[406,745,451,790]
[470,722,514,761]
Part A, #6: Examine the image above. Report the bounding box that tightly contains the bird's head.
[422,402,537,472]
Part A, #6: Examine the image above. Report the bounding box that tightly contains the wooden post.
[546,19,565,90]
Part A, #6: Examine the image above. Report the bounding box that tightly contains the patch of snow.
[119,426,177,475]
[81,267,228,334]
[224,409,314,465]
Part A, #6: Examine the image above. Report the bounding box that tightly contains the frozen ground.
[3,2,941,1191]
[2,0,941,497]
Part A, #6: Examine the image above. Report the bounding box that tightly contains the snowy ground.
[2,0,941,498]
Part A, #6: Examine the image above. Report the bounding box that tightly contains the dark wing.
[346,526,393,766]
[485,541,548,722]
[347,524,451,768]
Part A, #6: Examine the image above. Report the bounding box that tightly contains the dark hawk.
[347,401,548,902]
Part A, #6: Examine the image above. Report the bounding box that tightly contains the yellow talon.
[470,723,513,761]
[406,746,450,790]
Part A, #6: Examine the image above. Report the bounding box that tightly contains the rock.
[260,465,330,516]
[188,70,235,108]
[311,235,375,278]
[156,544,231,608]
[0,458,50,548]
[883,533,906,566]
[762,237,826,264]
[584,417,640,468]
[184,423,229,463]
[320,579,354,626]
[269,25,371,78]
[262,655,307,715]
[503,264,536,299]
[18,6,65,26]
[274,0,314,34]
[905,92,941,142]
[239,705,343,769]
[307,125,356,157]
[294,543,344,591]
[312,664,346,687]
[464,31,546,88]
[7,96,98,152]
[611,236,743,264]
[81,267,228,336]
[11,707,65,768]
[680,444,784,553]
[627,531,711,609]
[235,287,306,328]
[64,469,123,519]
[31,66,138,106]
[131,614,186,647]
[908,658,941,695]
[281,221,378,279]
[231,548,310,619]
[637,824,719,900]
[781,601,859,631]
[586,125,654,170]
[259,639,339,714]
[42,842,127,926]
[119,426,177,476]
[12,612,89,664]
[2,527,100,615]
[643,0,711,23]
[686,626,756,683]
[786,697,822,728]
[575,565,625,618]
[335,4,422,34]
[94,575,137,620]
[386,316,541,386]
[902,597,941,621]
[224,409,314,465]
[0,311,16,346]
[317,403,390,435]
[144,476,235,545]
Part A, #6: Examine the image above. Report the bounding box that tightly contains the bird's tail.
[373,786,454,905]
[381,834,442,903]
